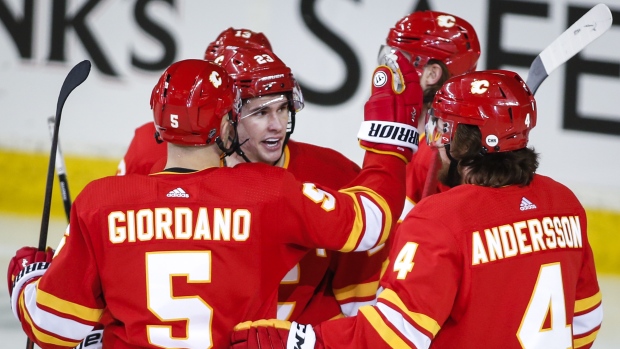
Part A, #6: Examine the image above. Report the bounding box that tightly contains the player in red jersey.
[116,27,272,176]
[8,53,421,349]
[381,11,481,219]
[229,70,603,349]
[212,45,416,324]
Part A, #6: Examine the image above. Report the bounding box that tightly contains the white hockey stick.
[421,3,613,199]
[526,3,612,94]
[47,115,72,222]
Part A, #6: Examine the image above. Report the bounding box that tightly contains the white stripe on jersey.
[573,303,603,335]
[340,299,377,317]
[399,198,415,222]
[377,302,432,349]
[355,195,384,252]
[23,283,94,341]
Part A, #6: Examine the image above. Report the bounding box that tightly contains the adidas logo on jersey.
[167,188,189,198]
[520,197,537,211]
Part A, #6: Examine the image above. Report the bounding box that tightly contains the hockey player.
[116,27,272,176]
[382,11,481,218]
[229,70,603,349]
[8,55,422,348]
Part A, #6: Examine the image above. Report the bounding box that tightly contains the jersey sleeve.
[314,212,461,349]
[572,214,603,349]
[331,245,389,317]
[278,152,405,253]
[14,197,104,348]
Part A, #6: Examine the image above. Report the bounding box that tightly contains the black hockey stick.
[38,60,90,250]
[47,116,72,221]
[420,3,612,199]
[27,60,91,349]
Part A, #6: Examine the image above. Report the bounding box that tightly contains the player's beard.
[437,155,462,188]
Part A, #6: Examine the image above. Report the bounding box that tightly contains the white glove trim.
[287,321,316,349]
[357,121,419,151]
[11,261,50,319]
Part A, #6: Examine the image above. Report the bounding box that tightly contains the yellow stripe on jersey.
[378,288,441,336]
[281,145,291,169]
[234,319,292,331]
[334,281,380,301]
[37,289,103,323]
[359,306,410,349]
[358,143,410,163]
[574,291,602,313]
[339,185,393,251]
[19,295,82,347]
[338,190,364,252]
[574,329,599,348]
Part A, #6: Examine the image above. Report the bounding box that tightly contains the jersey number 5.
[146,251,213,349]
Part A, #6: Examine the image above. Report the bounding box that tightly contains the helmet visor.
[425,108,455,148]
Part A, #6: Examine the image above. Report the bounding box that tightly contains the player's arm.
[279,52,423,253]
[231,209,461,349]
[8,196,104,348]
[571,219,603,349]
[330,246,389,317]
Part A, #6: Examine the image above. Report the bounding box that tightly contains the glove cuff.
[357,121,419,152]
[287,321,316,349]
[11,261,50,319]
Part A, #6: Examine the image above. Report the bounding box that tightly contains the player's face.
[236,94,289,164]
[437,140,463,188]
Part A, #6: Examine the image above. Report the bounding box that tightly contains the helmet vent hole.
[163,74,171,98]
[498,86,506,98]
[508,107,513,123]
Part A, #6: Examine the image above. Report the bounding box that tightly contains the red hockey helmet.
[204,27,273,61]
[216,46,304,117]
[151,59,239,146]
[385,11,480,77]
[426,70,536,153]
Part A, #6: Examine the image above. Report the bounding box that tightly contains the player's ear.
[423,63,444,86]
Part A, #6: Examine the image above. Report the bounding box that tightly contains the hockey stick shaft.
[420,3,612,199]
[28,59,90,349]
[47,116,72,222]
[37,60,91,251]
[526,3,612,94]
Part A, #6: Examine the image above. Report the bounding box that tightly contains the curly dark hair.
[450,124,539,187]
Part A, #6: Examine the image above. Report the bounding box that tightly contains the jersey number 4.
[518,263,572,349]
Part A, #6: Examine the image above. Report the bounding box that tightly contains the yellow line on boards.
[1,148,618,275]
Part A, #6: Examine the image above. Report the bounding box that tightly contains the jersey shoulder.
[286,140,360,186]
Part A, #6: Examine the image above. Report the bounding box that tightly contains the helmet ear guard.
[427,70,536,153]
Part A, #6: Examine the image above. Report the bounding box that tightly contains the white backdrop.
[1,0,619,208]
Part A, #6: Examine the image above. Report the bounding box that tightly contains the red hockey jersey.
[15,153,404,349]
[400,135,450,221]
[315,174,602,349]
[116,122,166,176]
[277,141,388,324]
[116,124,388,325]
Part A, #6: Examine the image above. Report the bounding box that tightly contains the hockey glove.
[7,246,54,317]
[358,49,423,163]
[231,319,319,349]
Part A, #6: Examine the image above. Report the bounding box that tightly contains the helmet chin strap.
[443,144,462,188]
[273,106,296,166]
